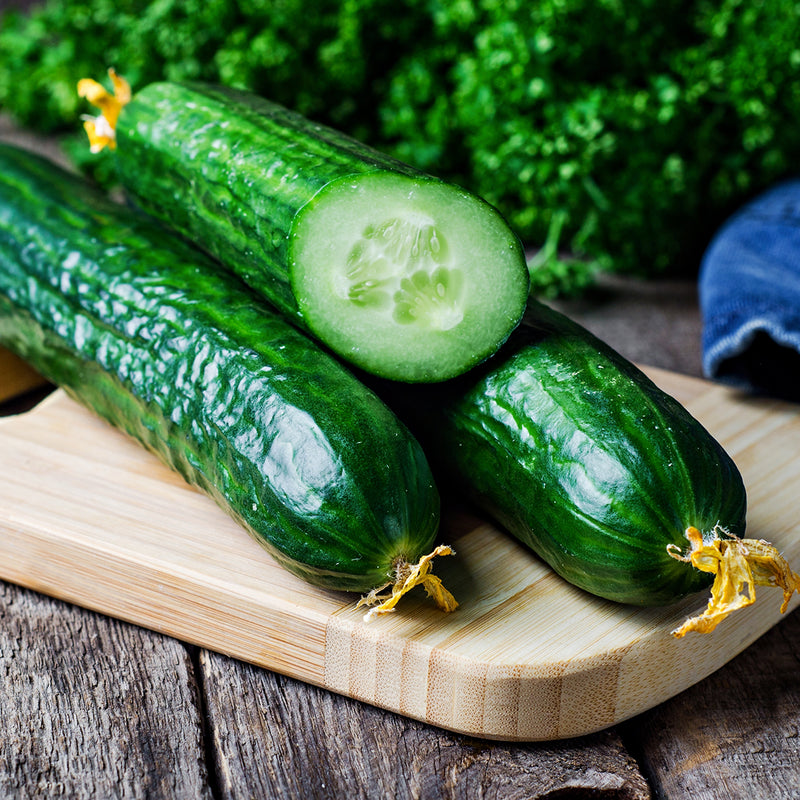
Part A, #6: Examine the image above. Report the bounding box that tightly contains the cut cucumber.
[107,81,530,383]
[290,172,527,382]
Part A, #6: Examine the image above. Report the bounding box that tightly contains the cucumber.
[79,76,530,383]
[0,142,456,616]
[377,301,798,635]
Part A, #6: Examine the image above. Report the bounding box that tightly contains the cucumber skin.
[0,143,440,592]
[380,301,747,606]
[113,82,528,382]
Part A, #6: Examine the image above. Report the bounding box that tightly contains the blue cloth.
[699,177,800,401]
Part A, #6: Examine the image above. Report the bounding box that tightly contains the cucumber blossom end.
[358,544,458,622]
[668,525,800,637]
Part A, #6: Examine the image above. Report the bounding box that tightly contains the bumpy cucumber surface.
[0,143,442,594]
[383,301,748,607]
[113,82,530,383]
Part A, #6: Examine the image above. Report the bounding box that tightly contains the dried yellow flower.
[669,525,800,637]
[358,545,458,622]
[77,68,131,152]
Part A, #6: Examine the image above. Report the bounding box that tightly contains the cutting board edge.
[4,507,791,742]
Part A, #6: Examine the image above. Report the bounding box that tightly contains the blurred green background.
[2,0,799,296]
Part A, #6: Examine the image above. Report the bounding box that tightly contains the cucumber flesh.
[291,173,529,383]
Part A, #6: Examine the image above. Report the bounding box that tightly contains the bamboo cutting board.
[1,362,799,741]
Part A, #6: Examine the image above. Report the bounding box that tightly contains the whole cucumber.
[374,301,798,635]
[0,143,455,615]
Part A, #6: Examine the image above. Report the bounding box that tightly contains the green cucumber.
[377,301,797,634]
[0,142,455,614]
[86,78,529,383]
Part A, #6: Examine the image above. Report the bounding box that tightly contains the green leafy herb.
[2,0,798,295]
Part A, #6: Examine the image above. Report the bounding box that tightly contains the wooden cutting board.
[0,348,48,403]
[1,361,799,742]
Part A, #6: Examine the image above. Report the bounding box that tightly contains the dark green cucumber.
[109,81,529,383]
[0,142,449,601]
[381,300,748,607]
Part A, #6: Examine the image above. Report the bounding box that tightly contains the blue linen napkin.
[699,177,800,402]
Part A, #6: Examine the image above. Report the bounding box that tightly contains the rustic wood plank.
[623,610,800,799]
[0,114,73,170]
[200,650,651,800]
[0,580,213,798]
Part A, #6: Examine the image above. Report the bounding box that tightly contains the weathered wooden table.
[2,120,800,799]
